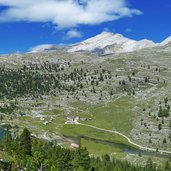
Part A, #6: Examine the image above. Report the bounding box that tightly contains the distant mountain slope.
[160,36,171,46]
[29,44,60,53]
[67,32,156,55]
[28,32,171,55]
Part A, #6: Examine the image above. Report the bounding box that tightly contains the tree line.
[0,128,170,171]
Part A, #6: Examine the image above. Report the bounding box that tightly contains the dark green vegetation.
[0,128,170,171]
[0,62,113,99]
[158,98,170,117]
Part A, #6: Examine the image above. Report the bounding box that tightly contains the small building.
[70,143,79,149]
[67,116,75,121]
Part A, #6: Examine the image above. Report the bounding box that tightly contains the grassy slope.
[61,124,137,157]
[86,96,135,134]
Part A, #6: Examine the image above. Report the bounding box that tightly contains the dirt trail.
[76,123,171,154]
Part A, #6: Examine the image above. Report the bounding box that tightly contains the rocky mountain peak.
[67,32,156,55]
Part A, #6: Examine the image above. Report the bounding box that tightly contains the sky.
[0,0,171,54]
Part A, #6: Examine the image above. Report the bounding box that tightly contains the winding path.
[75,122,171,155]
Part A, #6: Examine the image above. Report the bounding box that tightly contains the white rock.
[67,32,156,55]
[160,36,171,46]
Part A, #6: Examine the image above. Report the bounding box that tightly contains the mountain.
[160,36,171,46]
[29,44,60,53]
[28,32,171,55]
[67,32,156,55]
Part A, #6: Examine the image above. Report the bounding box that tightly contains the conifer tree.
[20,128,32,156]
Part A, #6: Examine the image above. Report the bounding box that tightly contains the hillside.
[0,45,171,166]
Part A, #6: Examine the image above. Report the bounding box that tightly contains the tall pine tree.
[20,128,32,156]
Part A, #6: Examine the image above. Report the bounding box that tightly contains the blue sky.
[0,0,171,54]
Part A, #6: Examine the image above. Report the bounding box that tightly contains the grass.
[44,108,63,116]
[81,139,126,158]
[85,96,135,134]
[61,124,138,157]
[17,99,137,158]
[61,124,136,147]
[19,114,65,133]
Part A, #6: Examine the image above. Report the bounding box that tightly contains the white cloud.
[66,29,82,39]
[0,0,142,29]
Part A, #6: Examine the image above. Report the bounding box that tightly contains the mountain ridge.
[29,32,171,55]
[160,36,171,46]
[67,32,156,55]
